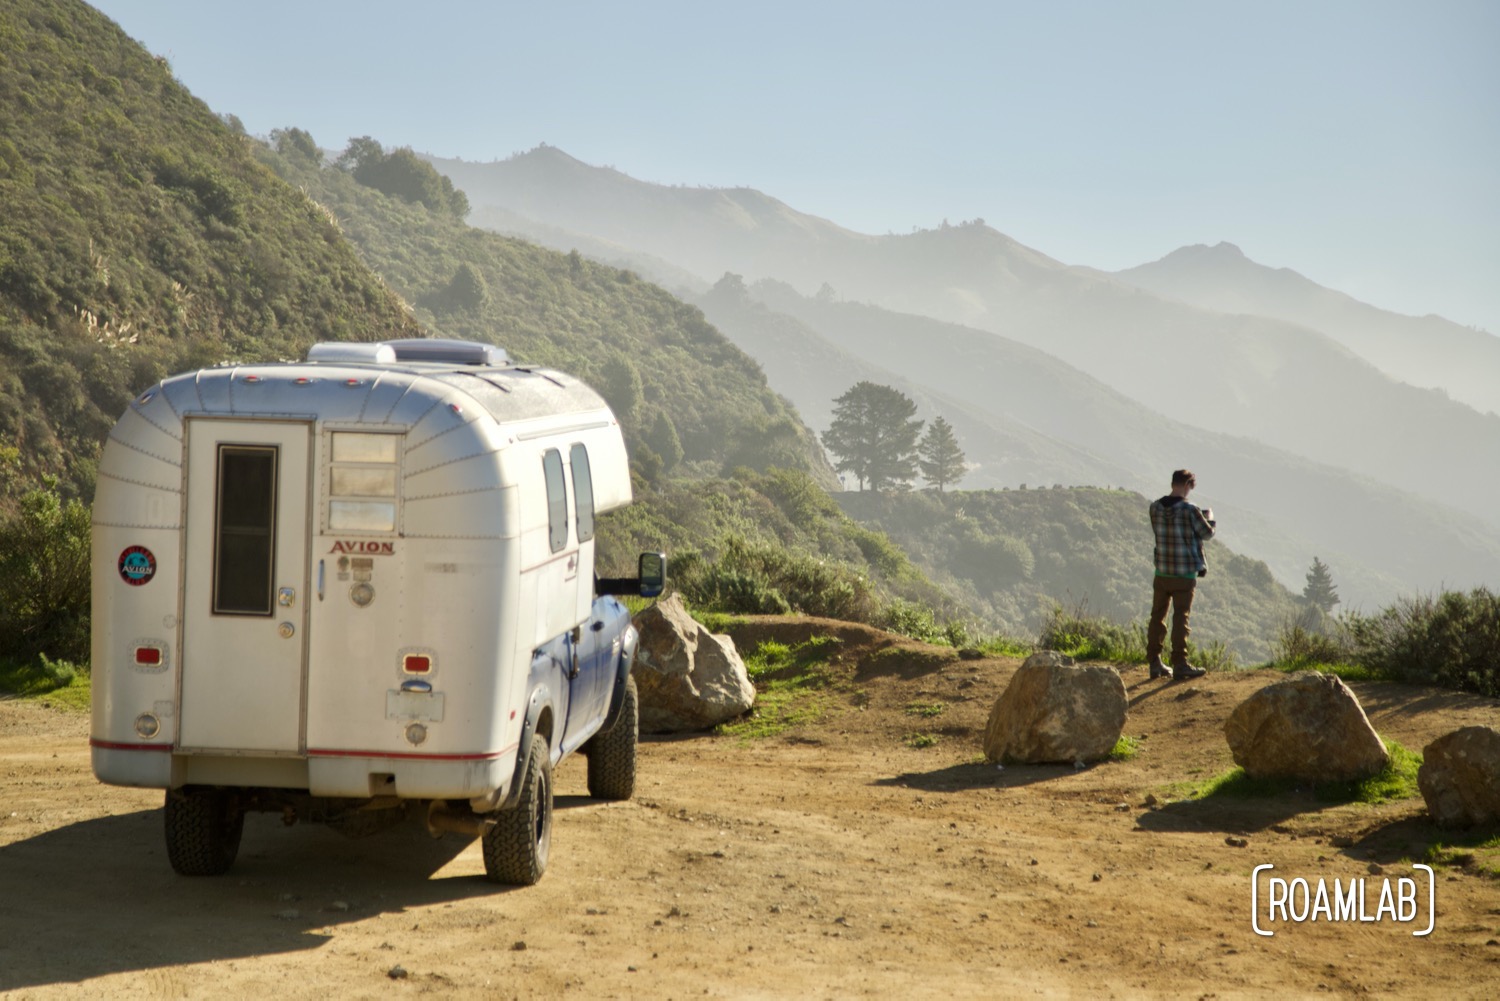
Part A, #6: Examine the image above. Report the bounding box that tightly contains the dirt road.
[2,620,1497,998]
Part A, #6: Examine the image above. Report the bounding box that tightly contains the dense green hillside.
[0,0,420,500]
[253,136,831,487]
[838,487,1300,663]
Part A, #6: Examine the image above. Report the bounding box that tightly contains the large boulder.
[1418,726,1500,829]
[983,651,1127,764]
[631,594,755,733]
[1223,672,1388,781]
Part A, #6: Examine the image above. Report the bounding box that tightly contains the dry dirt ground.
[2,616,1498,999]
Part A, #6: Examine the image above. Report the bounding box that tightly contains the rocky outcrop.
[983,651,1127,764]
[631,594,755,733]
[1418,726,1500,828]
[1223,672,1388,782]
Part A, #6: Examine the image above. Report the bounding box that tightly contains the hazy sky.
[92,0,1498,334]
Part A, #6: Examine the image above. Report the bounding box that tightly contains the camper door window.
[570,444,595,543]
[543,449,569,553]
[213,444,278,615]
[328,432,400,533]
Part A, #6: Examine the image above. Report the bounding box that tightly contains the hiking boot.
[1171,661,1206,681]
[1148,655,1170,680]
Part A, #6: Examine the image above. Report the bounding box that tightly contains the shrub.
[0,485,92,665]
[1343,589,1500,697]
[882,598,947,644]
[1272,616,1355,670]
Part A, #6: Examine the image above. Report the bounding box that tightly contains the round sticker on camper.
[118,546,157,586]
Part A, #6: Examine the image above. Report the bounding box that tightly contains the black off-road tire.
[164,787,244,876]
[585,674,638,801]
[482,734,553,885]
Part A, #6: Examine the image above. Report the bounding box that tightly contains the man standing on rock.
[1146,469,1216,681]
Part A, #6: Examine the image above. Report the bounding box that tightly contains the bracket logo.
[1251,863,1435,937]
[118,545,157,586]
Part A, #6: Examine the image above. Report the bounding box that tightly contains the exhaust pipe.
[425,800,496,840]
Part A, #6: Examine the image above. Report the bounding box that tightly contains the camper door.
[179,419,312,753]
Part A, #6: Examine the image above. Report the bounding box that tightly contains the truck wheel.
[482,734,553,885]
[586,674,637,801]
[164,787,243,876]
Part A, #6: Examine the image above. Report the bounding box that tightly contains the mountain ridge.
[1112,242,1500,415]
[433,147,1500,536]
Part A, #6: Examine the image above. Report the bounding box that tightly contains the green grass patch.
[691,610,750,636]
[1108,735,1141,761]
[904,702,947,718]
[1190,740,1421,805]
[0,656,91,711]
[1274,661,1379,683]
[1426,834,1500,879]
[972,636,1033,658]
[905,732,940,749]
[716,635,842,740]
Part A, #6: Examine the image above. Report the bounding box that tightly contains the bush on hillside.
[1270,587,1500,697]
[1344,588,1500,697]
[0,484,91,666]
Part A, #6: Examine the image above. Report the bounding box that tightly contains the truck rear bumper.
[91,741,516,801]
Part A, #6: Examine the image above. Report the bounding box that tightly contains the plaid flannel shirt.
[1150,496,1215,577]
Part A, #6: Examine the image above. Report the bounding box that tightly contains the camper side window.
[543,449,568,553]
[328,432,399,533]
[570,444,595,543]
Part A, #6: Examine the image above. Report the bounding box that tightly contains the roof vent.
[381,338,509,366]
[307,342,397,364]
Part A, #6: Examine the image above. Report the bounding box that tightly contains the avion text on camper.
[328,540,395,555]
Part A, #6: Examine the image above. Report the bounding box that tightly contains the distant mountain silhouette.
[427,147,1500,604]
[1112,242,1500,416]
[698,276,1500,609]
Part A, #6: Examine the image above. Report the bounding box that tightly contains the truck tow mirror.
[638,552,666,598]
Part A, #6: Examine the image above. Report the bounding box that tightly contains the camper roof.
[306,339,510,368]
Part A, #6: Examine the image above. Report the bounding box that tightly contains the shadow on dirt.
[0,805,517,991]
[873,760,1079,792]
[1352,682,1500,725]
[1133,793,1317,836]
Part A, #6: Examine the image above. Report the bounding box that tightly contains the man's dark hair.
[1171,469,1196,487]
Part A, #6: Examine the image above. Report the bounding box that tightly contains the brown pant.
[1147,575,1197,663]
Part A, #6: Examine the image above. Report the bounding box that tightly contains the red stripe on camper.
[90,738,174,752]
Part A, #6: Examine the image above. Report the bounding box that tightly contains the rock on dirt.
[1223,671,1388,781]
[631,593,754,733]
[1418,725,1500,828]
[983,651,1126,764]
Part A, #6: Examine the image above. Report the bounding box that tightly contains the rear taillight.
[134,646,163,666]
[403,654,432,674]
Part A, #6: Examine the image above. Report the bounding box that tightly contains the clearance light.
[294,377,314,385]
[134,646,163,666]
[403,654,432,674]
[344,378,363,387]
[243,375,261,383]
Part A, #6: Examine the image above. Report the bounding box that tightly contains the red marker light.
[403,654,432,674]
[134,646,162,666]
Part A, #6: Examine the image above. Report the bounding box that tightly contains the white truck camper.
[90,338,664,885]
